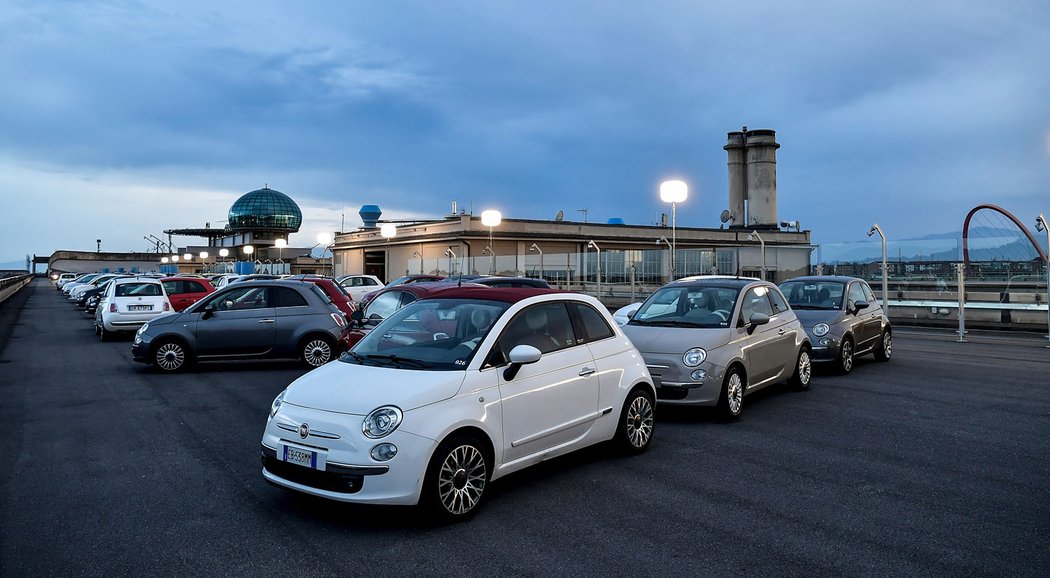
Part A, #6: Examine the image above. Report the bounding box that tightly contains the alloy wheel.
[436,444,487,516]
[624,394,654,448]
[841,340,854,373]
[302,339,332,367]
[797,350,812,386]
[155,342,185,372]
[726,372,743,415]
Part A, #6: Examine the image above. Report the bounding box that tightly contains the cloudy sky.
[1,0,1048,265]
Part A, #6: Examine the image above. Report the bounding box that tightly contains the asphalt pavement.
[1,279,1047,576]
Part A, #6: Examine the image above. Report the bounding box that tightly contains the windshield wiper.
[364,354,431,369]
[642,320,708,328]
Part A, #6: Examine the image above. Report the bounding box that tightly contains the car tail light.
[331,313,346,328]
[163,302,170,311]
[109,303,117,313]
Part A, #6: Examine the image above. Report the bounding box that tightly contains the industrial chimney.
[725,128,780,228]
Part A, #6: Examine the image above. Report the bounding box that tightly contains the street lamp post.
[219,248,230,273]
[656,236,671,282]
[1036,213,1049,346]
[747,230,766,280]
[481,210,501,275]
[444,247,457,277]
[274,238,287,274]
[412,251,423,274]
[659,180,688,280]
[529,243,544,281]
[867,224,888,311]
[199,252,209,274]
[243,245,254,273]
[381,224,397,282]
[316,233,334,277]
[588,240,601,297]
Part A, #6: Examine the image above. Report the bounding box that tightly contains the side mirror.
[503,344,542,381]
[747,312,770,334]
[202,304,216,320]
[350,310,364,325]
[854,300,870,312]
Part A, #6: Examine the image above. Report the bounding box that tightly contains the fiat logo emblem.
[298,423,310,438]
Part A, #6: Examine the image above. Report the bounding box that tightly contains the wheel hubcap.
[799,351,811,384]
[437,444,486,515]
[884,335,892,357]
[727,374,743,414]
[625,395,654,448]
[156,343,184,370]
[842,343,853,371]
[304,340,331,367]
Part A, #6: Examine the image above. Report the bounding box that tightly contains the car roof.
[781,276,861,283]
[112,276,162,284]
[416,285,568,304]
[665,276,764,289]
[160,276,213,282]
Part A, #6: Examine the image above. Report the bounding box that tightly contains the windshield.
[629,285,739,328]
[342,298,509,371]
[779,281,844,310]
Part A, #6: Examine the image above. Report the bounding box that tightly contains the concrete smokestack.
[723,131,747,227]
[744,129,780,227]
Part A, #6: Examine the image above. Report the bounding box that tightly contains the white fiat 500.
[95,277,173,341]
[261,286,655,520]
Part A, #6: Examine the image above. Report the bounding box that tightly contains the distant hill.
[822,227,1048,264]
[0,260,29,271]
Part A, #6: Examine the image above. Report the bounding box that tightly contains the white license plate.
[128,304,152,311]
[279,444,327,470]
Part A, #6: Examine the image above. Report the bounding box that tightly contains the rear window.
[116,283,162,297]
[308,284,331,304]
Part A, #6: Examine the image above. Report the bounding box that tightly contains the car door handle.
[778,329,786,336]
[579,367,596,377]
[258,319,275,324]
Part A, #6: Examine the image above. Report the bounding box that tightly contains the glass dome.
[228,187,303,232]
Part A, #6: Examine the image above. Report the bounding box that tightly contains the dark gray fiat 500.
[132,280,346,372]
[778,276,891,374]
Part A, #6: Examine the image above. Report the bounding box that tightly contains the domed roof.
[228,186,302,232]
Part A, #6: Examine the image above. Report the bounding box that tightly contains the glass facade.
[228,187,303,231]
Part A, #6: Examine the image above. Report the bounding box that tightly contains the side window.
[739,287,774,324]
[768,288,790,314]
[214,287,270,311]
[365,291,402,320]
[364,278,378,286]
[571,303,615,343]
[847,283,867,309]
[162,281,178,294]
[861,282,878,303]
[188,281,207,294]
[498,302,577,356]
[400,292,417,307]
[272,287,308,308]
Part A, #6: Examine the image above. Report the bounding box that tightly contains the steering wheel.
[712,309,731,322]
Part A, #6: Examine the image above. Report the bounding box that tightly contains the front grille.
[262,455,364,494]
[656,386,689,401]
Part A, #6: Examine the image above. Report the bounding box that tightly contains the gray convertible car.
[622,276,811,418]
[778,276,891,374]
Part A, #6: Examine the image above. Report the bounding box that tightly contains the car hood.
[283,360,465,415]
[622,324,733,354]
[792,309,845,327]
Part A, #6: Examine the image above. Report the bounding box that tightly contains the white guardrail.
[0,274,33,306]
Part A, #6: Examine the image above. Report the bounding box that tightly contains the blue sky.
[1,0,1048,265]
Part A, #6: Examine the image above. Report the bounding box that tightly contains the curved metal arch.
[962,204,1047,271]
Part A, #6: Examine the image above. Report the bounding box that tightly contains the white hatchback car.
[261,286,656,520]
[95,277,173,341]
[336,274,385,304]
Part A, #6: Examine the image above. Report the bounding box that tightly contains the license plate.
[128,304,152,311]
[279,443,326,470]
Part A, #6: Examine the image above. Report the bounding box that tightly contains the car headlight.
[683,347,707,367]
[136,323,149,335]
[813,323,830,336]
[270,390,286,418]
[363,406,403,439]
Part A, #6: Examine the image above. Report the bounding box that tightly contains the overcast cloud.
[1,0,1048,264]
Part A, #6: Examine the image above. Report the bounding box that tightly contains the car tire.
[838,337,854,374]
[717,367,745,419]
[300,336,335,368]
[614,387,655,454]
[789,347,812,390]
[99,325,110,342]
[422,433,489,522]
[873,330,892,362]
[153,339,190,373]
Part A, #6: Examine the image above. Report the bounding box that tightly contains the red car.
[359,274,446,305]
[294,277,356,320]
[339,281,485,351]
[160,277,215,312]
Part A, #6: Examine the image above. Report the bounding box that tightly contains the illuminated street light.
[481,210,501,274]
[161,257,169,264]
[183,253,192,261]
[171,255,179,263]
[199,252,208,260]
[315,233,334,276]
[659,180,688,279]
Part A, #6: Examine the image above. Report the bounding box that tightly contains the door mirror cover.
[854,300,870,312]
[748,312,771,327]
[503,344,542,381]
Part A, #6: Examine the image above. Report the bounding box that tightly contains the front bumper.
[642,352,726,406]
[808,333,842,362]
[260,403,437,505]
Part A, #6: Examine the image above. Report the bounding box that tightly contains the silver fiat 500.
[777,276,892,374]
[622,276,812,418]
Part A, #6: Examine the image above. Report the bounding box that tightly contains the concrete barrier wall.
[0,275,33,306]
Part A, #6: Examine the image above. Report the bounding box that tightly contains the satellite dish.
[720,210,733,224]
[555,210,564,221]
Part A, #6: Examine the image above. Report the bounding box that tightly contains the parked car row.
[52,272,891,522]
